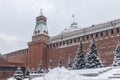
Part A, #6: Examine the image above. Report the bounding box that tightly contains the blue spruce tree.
[85,38,102,68]
[113,43,120,66]
[73,39,85,69]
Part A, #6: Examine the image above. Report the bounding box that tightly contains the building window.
[101,32,103,37]
[66,40,69,44]
[70,39,72,43]
[91,34,93,38]
[111,29,113,34]
[50,44,52,48]
[105,31,108,36]
[77,37,80,41]
[59,42,61,46]
[63,41,65,45]
[56,43,58,46]
[53,43,55,47]
[74,38,76,42]
[86,35,89,40]
[82,36,84,41]
[117,28,119,33]
[96,33,98,37]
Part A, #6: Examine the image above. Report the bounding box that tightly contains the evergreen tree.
[58,57,62,67]
[48,59,53,71]
[85,38,102,69]
[113,43,120,66]
[37,62,44,73]
[14,66,24,80]
[67,54,73,70]
[73,39,85,69]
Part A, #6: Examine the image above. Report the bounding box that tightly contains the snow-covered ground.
[7,67,120,80]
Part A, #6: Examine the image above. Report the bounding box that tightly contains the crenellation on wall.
[47,27,120,50]
[4,49,28,67]
[5,48,28,57]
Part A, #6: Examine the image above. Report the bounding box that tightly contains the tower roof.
[33,10,48,36]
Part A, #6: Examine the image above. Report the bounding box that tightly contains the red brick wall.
[0,71,14,80]
[6,27,120,70]
[0,62,25,67]
[45,28,120,68]
[28,41,47,70]
[8,53,28,66]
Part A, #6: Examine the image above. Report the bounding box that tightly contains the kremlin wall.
[0,11,120,78]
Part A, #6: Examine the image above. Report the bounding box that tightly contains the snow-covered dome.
[61,15,80,34]
[62,22,80,33]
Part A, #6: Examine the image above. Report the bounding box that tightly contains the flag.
[72,14,75,17]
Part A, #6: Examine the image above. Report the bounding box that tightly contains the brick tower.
[28,10,50,69]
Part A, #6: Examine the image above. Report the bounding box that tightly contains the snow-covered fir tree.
[73,39,85,69]
[58,57,62,67]
[48,59,53,71]
[113,43,120,66]
[14,66,24,80]
[85,38,102,69]
[67,54,73,70]
[37,62,44,73]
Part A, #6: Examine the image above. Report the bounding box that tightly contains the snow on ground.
[7,77,29,80]
[7,66,120,80]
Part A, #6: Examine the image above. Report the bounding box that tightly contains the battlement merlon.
[4,48,28,57]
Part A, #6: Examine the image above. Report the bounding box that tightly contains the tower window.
[38,30,40,33]
[44,30,46,33]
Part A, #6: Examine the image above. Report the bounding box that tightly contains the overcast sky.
[0,0,120,54]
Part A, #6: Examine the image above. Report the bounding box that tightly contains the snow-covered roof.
[50,19,120,43]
